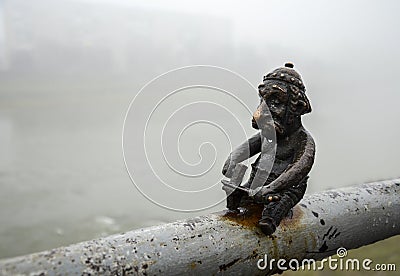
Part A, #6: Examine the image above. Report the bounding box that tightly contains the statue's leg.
[236,162,258,207]
[226,189,245,210]
[225,166,257,211]
[259,178,307,235]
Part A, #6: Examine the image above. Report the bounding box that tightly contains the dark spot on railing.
[319,241,328,252]
[329,228,338,239]
[183,223,195,230]
[329,192,341,199]
[323,226,333,239]
[219,258,240,271]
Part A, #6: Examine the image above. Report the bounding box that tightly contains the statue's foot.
[225,207,248,217]
[258,217,277,236]
[226,194,241,211]
[225,208,240,214]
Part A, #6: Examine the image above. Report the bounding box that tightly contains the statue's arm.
[222,132,261,176]
[261,129,315,194]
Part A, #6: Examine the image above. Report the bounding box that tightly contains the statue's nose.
[253,105,262,122]
[253,101,267,121]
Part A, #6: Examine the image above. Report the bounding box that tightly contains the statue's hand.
[253,185,278,203]
[222,153,237,178]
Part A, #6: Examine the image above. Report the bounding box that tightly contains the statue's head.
[252,63,311,137]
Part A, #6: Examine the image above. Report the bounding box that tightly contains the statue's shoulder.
[290,126,314,144]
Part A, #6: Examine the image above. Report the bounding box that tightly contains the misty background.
[0,0,399,264]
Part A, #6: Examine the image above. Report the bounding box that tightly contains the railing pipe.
[0,179,399,275]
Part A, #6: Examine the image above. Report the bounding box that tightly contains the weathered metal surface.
[222,63,315,235]
[1,179,399,275]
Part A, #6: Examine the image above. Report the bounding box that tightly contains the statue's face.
[252,80,289,135]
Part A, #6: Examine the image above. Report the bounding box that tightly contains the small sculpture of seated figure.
[222,63,315,235]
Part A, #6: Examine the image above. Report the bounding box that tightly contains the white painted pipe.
[1,179,399,275]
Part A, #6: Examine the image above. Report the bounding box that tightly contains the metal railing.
[1,178,399,275]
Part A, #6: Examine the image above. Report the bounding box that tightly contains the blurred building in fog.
[0,0,233,77]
